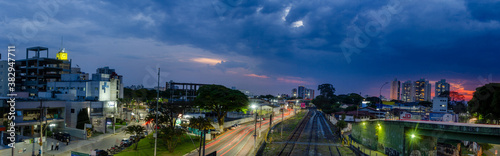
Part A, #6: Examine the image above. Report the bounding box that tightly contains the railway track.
[277,109,314,156]
[277,109,342,156]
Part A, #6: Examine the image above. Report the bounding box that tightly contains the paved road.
[187,110,296,156]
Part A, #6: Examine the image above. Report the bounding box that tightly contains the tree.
[189,117,214,154]
[194,85,248,132]
[344,106,357,112]
[468,83,500,123]
[318,83,335,98]
[76,109,90,130]
[124,125,146,150]
[145,98,192,153]
[450,101,467,114]
[336,113,347,134]
[365,97,381,105]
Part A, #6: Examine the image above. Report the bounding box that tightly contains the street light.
[251,104,257,150]
[379,82,389,107]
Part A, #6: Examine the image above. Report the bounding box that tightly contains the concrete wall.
[351,121,438,156]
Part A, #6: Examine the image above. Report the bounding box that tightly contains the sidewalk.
[0,122,140,156]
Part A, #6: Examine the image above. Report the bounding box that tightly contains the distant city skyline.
[2,0,498,101]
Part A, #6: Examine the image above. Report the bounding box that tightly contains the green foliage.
[478,143,493,151]
[76,109,90,130]
[318,83,335,98]
[336,120,347,130]
[468,83,500,123]
[160,128,185,153]
[188,116,214,131]
[124,125,146,150]
[337,93,363,105]
[345,106,357,112]
[194,85,248,131]
[258,94,275,99]
[365,97,381,105]
[450,101,467,114]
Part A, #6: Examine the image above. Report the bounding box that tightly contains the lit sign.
[56,52,68,60]
[108,101,116,107]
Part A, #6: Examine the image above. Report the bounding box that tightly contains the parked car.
[94,149,109,156]
[121,138,131,147]
[54,132,71,142]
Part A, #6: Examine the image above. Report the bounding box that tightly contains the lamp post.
[154,68,159,156]
[379,82,389,105]
[251,104,257,150]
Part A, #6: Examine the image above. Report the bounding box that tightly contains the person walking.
[66,138,69,145]
[56,141,59,150]
[51,142,54,151]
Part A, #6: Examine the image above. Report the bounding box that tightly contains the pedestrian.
[56,142,59,150]
[66,138,69,145]
[51,142,54,151]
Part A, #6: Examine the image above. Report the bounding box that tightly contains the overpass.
[350,120,500,156]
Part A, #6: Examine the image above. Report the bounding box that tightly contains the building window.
[71,109,75,113]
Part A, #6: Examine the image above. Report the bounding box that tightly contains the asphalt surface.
[187,110,295,156]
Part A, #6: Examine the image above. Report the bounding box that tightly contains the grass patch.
[338,146,355,155]
[115,134,200,156]
[263,110,307,155]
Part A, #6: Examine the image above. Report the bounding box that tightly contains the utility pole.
[281,107,284,138]
[39,100,44,156]
[254,112,257,151]
[154,68,159,156]
[259,105,262,128]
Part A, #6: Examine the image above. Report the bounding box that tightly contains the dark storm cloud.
[1,0,499,96]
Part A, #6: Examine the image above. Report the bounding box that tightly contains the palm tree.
[124,125,146,150]
[188,116,214,155]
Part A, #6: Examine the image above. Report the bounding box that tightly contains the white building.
[432,96,448,112]
[390,78,400,100]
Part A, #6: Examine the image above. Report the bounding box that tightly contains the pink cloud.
[244,74,269,79]
[277,77,312,85]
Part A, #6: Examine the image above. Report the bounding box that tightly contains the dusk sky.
[1,0,499,100]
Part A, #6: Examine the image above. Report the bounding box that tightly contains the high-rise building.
[401,80,415,102]
[414,78,432,102]
[292,88,297,97]
[298,86,305,98]
[305,89,315,99]
[435,79,450,97]
[390,78,401,100]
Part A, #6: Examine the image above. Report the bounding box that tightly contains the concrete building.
[401,80,415,102]
[390,78,401,100]
[415,78,432,102]
[0,60,8,97]
[14,47,71,97]
[297,86,305,98]
[432,96,448,112]
[292,88,297,98]
[435,79,450,97]
[305,89,315,99]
